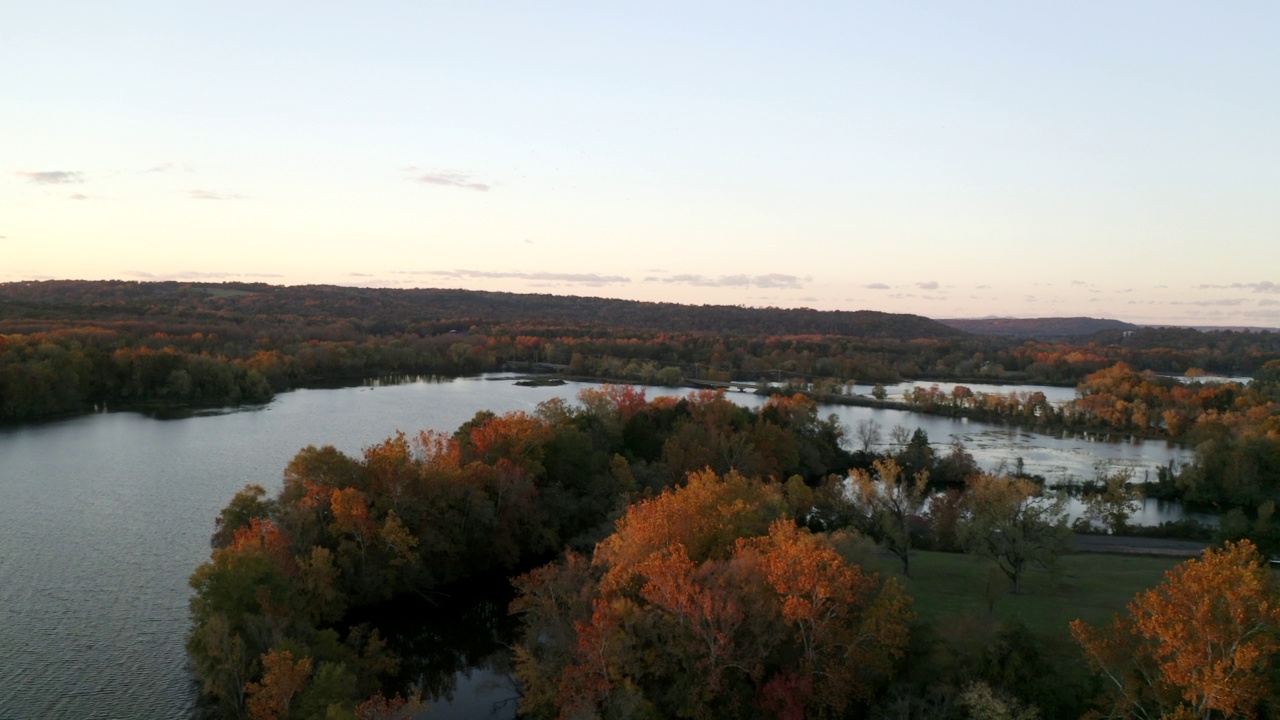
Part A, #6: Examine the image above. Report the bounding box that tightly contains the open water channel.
[0,375,1194,718]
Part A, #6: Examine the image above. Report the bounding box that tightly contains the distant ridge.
[937,316,1140,338]
[0,280,964,340]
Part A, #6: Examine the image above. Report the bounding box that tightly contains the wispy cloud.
[17,170,84,184]
[397,269,629,284]
[347,272,373,278]
[127,270,283,280]
[1240,308,1280,321]
[754,274,809,289]
[646,273,810,290]
[188,189,246,200]
[864,283,890,290]
[916,281,939,290]
[145,162,193,173]
[1196,281,1280,294]
[1169,298,1246,307]
[68,193,90,200]
[888,292,947,301]
[411,170,490,192]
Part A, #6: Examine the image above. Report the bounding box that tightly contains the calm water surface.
[0,376,1193,718]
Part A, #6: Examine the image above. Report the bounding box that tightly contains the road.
[1071,534,1208,557]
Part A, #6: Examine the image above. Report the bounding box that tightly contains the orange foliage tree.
[244,648,313,720]
[1071,540,1280,719]
[512,470,912,719]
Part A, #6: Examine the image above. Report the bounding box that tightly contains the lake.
[0,375,1193,718]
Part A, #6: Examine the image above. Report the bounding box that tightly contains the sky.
[3,2,1279,327]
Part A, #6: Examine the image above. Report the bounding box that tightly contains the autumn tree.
[245,648,313,720]
[746,520,912,714]
[1072,540,1280,720]
[1078,466,1144,535]
[850,457,930,576]
[212,484,278,548]
[957,475,1070,594]
[511,470,912,720]
[593,468,788,591]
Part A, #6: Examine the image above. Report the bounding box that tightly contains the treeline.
[5,280,1280,422]
[897,360,1280,440]
[0,280,962,339]
[0,330,273,419]
[938,316,1139,337]
[893,360,1280,516]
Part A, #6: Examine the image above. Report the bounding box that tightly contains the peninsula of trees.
[192,387,1280,719]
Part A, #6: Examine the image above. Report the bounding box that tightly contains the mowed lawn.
[867,549,1183,638]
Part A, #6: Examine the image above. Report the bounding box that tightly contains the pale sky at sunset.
[3,2,1278,326]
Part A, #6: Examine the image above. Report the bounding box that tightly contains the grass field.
[863,548,1183,637]
[835,547,1193,718]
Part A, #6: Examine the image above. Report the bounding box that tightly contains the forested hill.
[938,316,1140,338]
[0,280,962,340]
[8,279,1280,423]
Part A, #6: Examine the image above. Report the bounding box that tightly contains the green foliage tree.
[1078,467,1144,535]
[957,475,1070,594]
[1215,500,1280,560]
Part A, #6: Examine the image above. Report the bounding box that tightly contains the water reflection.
[345,571,521,719]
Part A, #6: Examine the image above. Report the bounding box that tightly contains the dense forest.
[936,316,1140,337]
[191,387,1280,719]
[5,280,1280,423]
